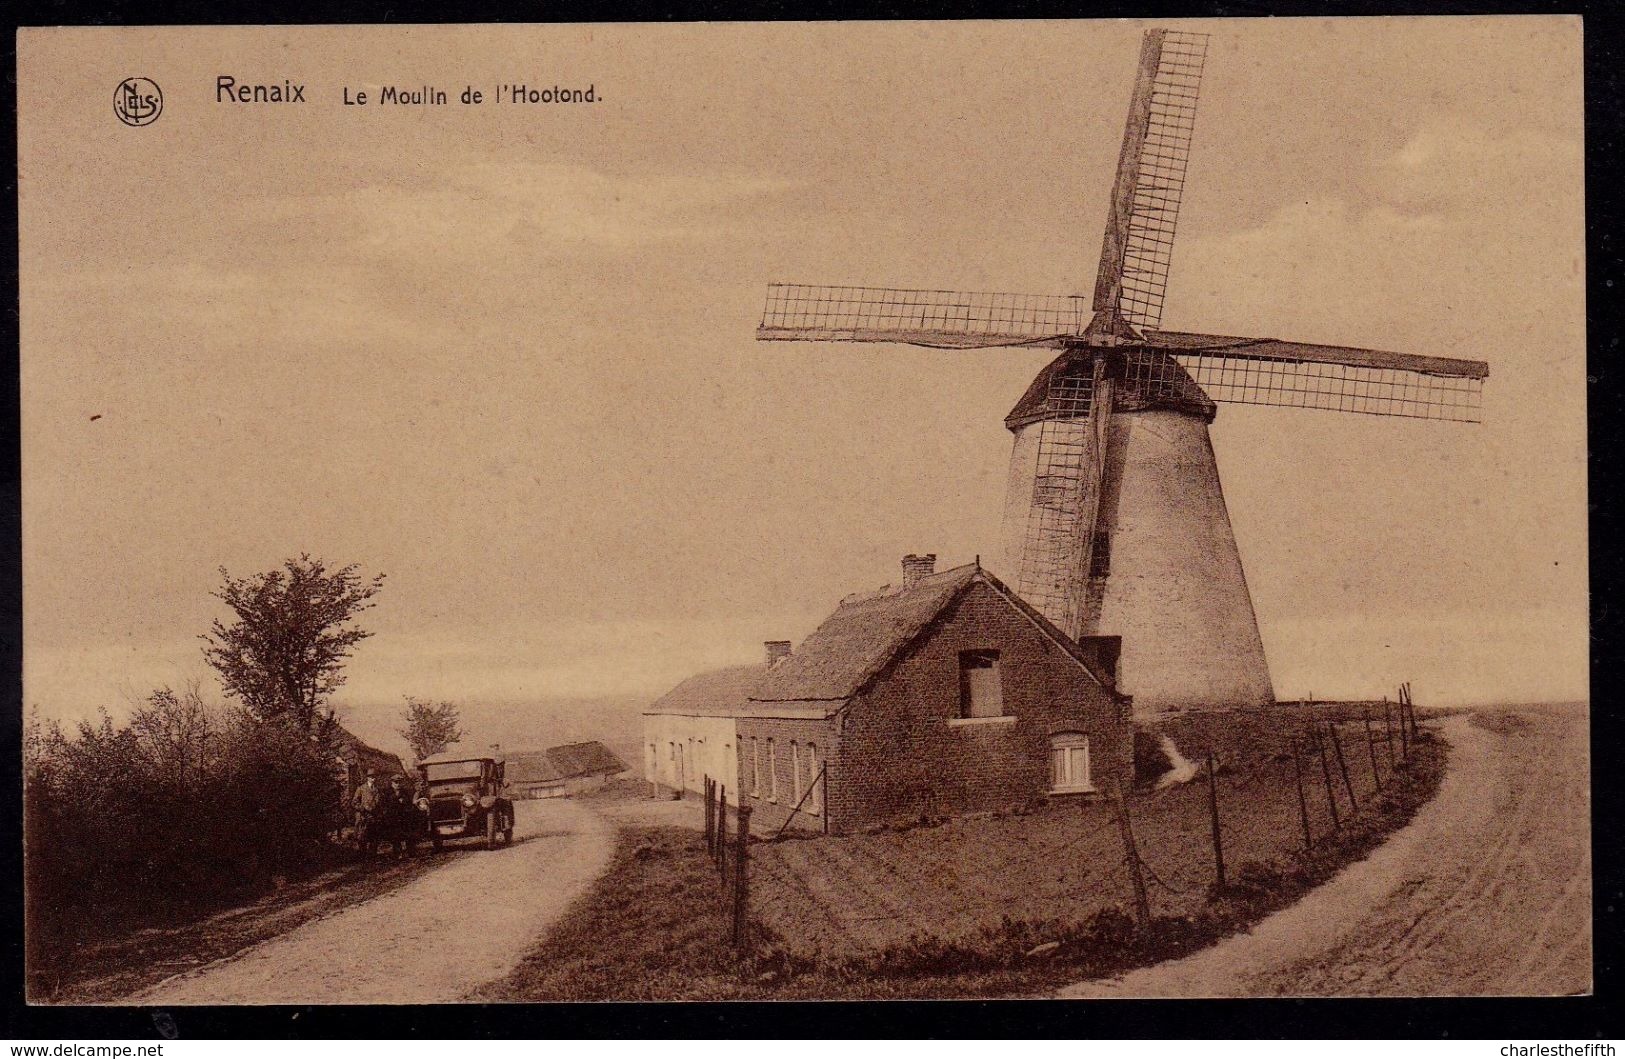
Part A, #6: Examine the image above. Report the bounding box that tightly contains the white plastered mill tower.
[756,29,1488,715]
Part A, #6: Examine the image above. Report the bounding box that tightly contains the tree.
[399,697,465,763]
[129,682,216,794]
[201,554,385,731]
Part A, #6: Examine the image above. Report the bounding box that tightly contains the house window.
[750,737,760,796]
[958,650,1003,718]
[806,743,821,816]
[766,738,777,802]
[1050,732,1094,793]
[791,742,803,804]
[1090,531,1111,578]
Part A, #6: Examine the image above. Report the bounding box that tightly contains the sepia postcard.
[16,18,1588,1006]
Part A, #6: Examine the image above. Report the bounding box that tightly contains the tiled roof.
[505,750,563,785]
[547,741,628,778]
[646,665,764,717]
[645,562,1117,721]
[506,742,628,784]
[330,724,407,775]
[751,563,981,702]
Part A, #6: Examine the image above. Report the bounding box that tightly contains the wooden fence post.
[1330,722,1358,813]
[732,805,752,949]
[1314,723,1341,830]
[1397,690,1410,762]
[1384,698,1397,769]
[1291,736,1313,851]
[703,776,713,851]
[1363,708,1382,791]
[717,785,729,875]
[1206,751,1226,893]
[1110,779,1151,927]
[1405,683,1418,738]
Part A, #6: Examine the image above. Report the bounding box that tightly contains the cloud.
[1370,124,1583,216]
[27,257,464,355]
[265,160,796,265]
[26,159,798,365]
[1170,119,1582,354]
[23,608,832,723]
[339,611,825,703]
[1262,603,1588,707]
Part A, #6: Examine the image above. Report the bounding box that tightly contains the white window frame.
[1049,732,1095,794]
[750,737,760,796]
[766,738,777,802]
[791,742,803,804]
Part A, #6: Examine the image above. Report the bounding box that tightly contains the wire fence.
[692,688,1427,955]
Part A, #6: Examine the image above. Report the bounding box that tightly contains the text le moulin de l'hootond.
[215,77,596,107]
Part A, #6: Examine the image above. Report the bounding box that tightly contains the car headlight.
[415,798,429,811]
[461,793,476,809]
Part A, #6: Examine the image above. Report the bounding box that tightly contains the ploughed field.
[751,705,1414,958]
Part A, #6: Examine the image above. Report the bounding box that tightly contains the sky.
[18,18,1587,752]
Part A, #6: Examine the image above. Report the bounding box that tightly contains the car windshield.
[425,760,484,782]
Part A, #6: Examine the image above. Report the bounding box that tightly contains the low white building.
[643,668,754,804]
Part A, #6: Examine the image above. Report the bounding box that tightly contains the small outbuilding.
[330,723,408,796]
[644,555,1132,834]
[506,741,630,799]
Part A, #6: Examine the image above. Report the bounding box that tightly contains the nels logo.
[114,77,163,126]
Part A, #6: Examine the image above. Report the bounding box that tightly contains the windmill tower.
[755,29,1488,715]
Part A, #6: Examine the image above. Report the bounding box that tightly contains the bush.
[25,687,346,969]
[1133,729,1174,786]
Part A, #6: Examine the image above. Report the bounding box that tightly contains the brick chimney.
[901,553,937,589]
[764,640,792,666]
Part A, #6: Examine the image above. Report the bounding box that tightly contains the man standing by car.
[387,773,418,859]
[352,769,383,855]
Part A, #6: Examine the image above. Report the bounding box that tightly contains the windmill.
[755,29,1488,714]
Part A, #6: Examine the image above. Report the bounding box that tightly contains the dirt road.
[128,799,614,1005]
[1060,706,1591,997]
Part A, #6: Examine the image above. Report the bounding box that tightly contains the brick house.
[643,555,1131,834]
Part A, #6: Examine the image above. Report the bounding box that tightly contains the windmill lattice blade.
[758,284,1081,349]
[1140,330,1488,422]
[1093,30,1209,333]
[1015,359,1112,639]
[1177,355,1484,422]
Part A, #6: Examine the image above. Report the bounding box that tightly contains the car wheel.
[485,810,497,850]
[431,834,443,853]
[502,809,514,845]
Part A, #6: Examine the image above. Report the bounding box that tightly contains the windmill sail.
[758,283,1081,349]
[1146,330,1488,422]
[757,282,1488,424]
[1015,28,1207,631]
[1014,357,1113,639]
[1092,30,1209,334]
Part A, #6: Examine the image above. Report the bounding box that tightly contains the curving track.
[125,799,614,1005]
[1059,706,1591,997]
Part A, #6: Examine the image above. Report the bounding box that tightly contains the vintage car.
[415,752,515,850]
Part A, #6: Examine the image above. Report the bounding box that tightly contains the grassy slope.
[482,719,1448,1000]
